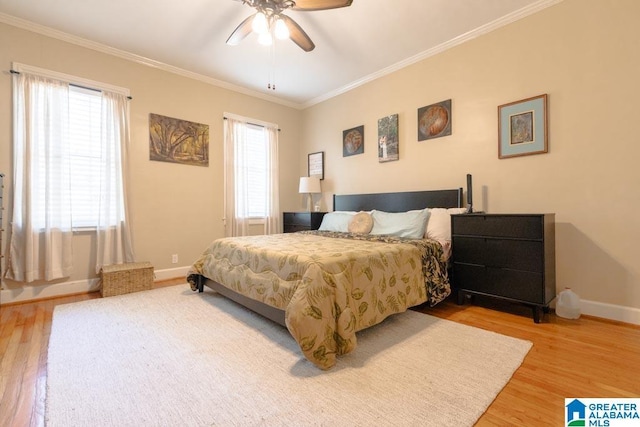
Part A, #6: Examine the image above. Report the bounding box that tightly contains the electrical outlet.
[171,254,178,264]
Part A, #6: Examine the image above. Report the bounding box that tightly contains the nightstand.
[283,212,327,233]
[451,213,556,323]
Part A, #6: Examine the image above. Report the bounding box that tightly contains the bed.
[187,189,464,369]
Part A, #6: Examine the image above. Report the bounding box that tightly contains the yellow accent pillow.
[348,212,373,234]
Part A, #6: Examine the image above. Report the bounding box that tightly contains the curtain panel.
[223,114,280,237]
[7,67,135,283]
[7,72,74,282]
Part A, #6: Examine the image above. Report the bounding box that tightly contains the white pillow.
[318,211,356,232]
[370,209,430,239]
[425,207,468,243]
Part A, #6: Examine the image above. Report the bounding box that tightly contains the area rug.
[46,285,532,426]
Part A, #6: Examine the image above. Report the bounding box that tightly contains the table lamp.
[298,177,321,212]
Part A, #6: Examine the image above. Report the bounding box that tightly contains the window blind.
[244,123,268,218]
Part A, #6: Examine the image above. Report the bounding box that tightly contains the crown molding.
[0,12,301,109]
[1,0,562,111]
[301,0,563,109]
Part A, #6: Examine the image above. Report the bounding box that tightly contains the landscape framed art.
[149,113,209,166]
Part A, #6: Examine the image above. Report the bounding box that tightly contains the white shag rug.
[46,285,531,427]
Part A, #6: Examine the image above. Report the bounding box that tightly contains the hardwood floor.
[1,280,638,427]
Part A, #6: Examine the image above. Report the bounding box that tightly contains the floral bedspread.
[187,231,450,369]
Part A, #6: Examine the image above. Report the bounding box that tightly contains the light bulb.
[252,12,268,34]
[258,32,273,46]
[274,17,289,40]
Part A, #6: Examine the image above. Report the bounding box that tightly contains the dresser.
[283,212,326,233]
[451,213,556,323]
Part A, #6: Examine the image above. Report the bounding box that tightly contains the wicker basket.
[100,262,154,297]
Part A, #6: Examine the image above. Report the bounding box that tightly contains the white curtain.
[223,115,280,237]
[7,72,74,282]
[95,91,135,272]
[223,116,249,237]
[264,126,280,234]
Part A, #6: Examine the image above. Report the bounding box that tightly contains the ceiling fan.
[226,0,353,52]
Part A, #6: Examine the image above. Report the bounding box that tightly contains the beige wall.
[301,0,640,312]
[1,0,639,317]
[0,22,303,292]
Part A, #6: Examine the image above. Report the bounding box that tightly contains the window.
[223,114,280,236]
[243,124,269,218]
[9,63,134,280]
[68,85,121,227]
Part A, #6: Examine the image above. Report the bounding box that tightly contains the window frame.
[12,62,131,231]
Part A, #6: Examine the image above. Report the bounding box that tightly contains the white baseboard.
[0,266,191,305]
[580,299,640,326]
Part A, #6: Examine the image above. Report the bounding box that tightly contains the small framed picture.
[343,125,364,157]
[417,99,452,141]
[308,151,324,180]
[378,114,399,162]
[498,94,548,159]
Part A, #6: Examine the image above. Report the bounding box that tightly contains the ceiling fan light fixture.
[252,11,269,34]
[258,31,273,46]
[274,17,290,40]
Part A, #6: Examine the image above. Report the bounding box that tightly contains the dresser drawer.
[452,236,544,273]
[452,215,543,239]
[453,264,544,303]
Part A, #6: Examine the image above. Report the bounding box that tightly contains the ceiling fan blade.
[281,15,315,52]
[291,0,353,11]
[226,13,256,45]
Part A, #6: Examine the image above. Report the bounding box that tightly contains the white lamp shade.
[299,177,321,194]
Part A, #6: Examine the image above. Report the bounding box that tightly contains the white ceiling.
[0,0,559,109]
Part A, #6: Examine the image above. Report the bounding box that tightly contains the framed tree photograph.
[308,151,324,180]
[498,94,548,159]
[378,114,399,162]
[149,113,209,166]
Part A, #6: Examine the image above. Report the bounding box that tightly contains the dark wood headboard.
[333,189,463,212]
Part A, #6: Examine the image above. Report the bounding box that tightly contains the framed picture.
[378,114,399,162]
[343,125,364,157]
[417,99,452,141]
[308,151,324,180]
[498,94,548,159]
[149,113,209,166]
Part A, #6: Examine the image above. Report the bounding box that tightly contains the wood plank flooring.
[1,280,638,426]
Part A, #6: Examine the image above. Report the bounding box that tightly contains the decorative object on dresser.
[298,176,321,212]
[451,213,556,323]
[283,211,326,233]
[498,94,548,159]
